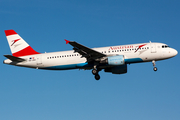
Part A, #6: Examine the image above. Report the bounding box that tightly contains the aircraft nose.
[172,49,178,57]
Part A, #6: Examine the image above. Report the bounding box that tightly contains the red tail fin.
[5,30,40,57]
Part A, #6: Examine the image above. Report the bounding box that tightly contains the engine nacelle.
[104,64,127,74]
[107,55,125,65]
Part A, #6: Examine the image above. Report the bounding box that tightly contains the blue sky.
[0,0,180,120]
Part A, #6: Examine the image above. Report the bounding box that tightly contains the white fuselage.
[4,42,178,70]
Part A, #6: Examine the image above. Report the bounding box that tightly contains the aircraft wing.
[65,40,106,62]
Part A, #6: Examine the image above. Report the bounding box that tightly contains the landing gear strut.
[152,60,157,71]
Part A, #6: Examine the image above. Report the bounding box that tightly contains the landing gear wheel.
[95,74,100,80]
[92,69,98,75]
[152,60,157,72]
[153,67,157,71]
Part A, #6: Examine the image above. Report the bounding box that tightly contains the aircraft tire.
[92,69,98,75]
[95,74,100,80]
[153,67,157,71]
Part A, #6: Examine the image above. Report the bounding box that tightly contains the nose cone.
[171,49,178,57]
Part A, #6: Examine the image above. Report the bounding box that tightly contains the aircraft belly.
[41,57,87,70]
[125,58,143,63]
[42,62,90,70]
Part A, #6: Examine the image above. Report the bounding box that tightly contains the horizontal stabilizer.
[4,55,26,62]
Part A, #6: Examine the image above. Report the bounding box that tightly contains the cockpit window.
[162,45,170,48]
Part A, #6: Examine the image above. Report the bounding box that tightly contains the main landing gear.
[152,60,157,71]
[92,69,100,80]
[92,65,101,80]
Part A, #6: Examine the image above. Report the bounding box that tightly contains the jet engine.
[107,55,125,65]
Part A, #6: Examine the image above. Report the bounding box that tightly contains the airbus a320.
[3,30,178,80]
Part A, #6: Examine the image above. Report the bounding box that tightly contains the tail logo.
[11,39,20,46]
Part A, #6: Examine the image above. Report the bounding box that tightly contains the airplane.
[3,30,178,80]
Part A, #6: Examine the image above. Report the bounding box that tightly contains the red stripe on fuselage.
[5,30,17,36]
[12,46,40,57]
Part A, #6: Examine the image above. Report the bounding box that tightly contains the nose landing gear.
[152,60,157,71]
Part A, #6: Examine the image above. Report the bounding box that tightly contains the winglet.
[65,39,70,44]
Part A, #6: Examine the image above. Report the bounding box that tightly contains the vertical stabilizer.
[5,30,39,57]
